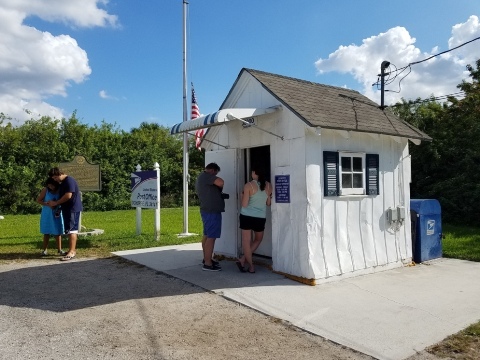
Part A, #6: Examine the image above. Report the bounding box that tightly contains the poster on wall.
[130,170,159,209]
[275,175,290,203]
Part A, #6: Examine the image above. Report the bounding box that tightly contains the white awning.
[169,106,281,135]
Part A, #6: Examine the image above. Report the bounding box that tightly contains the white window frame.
[339,152,366,195]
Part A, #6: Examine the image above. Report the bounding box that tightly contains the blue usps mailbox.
[410,199,442,263]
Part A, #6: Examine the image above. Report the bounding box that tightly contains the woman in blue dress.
[36,177,65,256]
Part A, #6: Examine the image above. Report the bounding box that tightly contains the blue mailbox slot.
[410,199,442,263]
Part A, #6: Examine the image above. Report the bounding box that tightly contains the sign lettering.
[131,170,159,209]
[275,175,290,203]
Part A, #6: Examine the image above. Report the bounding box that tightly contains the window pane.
[341,157,351,171]
[353,174,363,188]
[353,157,362,171]
[342,174,352,188]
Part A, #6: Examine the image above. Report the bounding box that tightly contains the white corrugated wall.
[304,129,412,281]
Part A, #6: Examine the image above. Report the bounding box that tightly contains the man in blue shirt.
[48,167,83,261]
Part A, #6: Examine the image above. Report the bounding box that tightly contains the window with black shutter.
[323,151,339,196]
[365,154,379,195]
[323,151,379,196]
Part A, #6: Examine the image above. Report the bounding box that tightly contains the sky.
[1,0,479,131]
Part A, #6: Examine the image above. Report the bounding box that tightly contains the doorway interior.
[241,145,272,259]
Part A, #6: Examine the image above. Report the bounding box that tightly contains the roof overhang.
[169,106,281,135]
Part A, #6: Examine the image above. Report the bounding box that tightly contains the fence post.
[135,164,142,235]
[154,162,161,241]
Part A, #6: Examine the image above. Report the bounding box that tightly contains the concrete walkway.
[114,243,480,360]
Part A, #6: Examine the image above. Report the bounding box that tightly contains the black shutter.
[323,151,339,196]
[366,154,379,195]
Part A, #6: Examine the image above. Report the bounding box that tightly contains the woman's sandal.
[235,261,246,273]
[60,253,76,261]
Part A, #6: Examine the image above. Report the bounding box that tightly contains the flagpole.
[180,0,190,236]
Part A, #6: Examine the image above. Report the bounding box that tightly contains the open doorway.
[241,145,272,258]
[246,145,271,183]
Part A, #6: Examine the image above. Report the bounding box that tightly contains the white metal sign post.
[154,162,161,241]
[130,163,161,241]
[134,164,142,235]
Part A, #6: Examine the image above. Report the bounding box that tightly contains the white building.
[171,68,431,284]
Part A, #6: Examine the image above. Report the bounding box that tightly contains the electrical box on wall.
[387,207,398,223]
[387,206,405,226]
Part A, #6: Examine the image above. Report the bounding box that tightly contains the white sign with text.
[130,170,159,209]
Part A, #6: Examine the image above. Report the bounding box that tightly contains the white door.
[205,149,239,257]
[252,208,272,256]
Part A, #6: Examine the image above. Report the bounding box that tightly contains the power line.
[372,36,479,108]
[390,91,465,107]
[372,36,480,90]
[399,36,480,71]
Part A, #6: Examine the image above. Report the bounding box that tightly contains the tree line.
[393,59,480,225]
[1,59,479,224]
[0,114,204,214]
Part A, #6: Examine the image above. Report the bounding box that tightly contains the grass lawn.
[0,207,204,260]
[1,211,476,262]
[442,224,480,262]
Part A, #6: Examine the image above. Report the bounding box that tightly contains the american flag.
[191,84,204,150]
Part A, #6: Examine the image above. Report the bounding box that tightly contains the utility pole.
[380,60,390,110]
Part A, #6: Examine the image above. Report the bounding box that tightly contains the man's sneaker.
[57,250,66,256]
[202,264,222,271]
[40,250,48,256]
[202,259,220,267]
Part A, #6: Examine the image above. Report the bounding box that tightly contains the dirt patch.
[0,257,378,360]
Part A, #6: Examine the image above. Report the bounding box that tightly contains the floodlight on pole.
[380,60,390,110]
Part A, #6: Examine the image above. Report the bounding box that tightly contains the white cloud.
[448,15,480,65]
[0,94,63,122]
[99,90,117,100]
[0,0,118,28]
[315,16,480,106]
[0,0,116,124]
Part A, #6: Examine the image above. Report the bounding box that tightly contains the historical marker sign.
[58,155,101,192]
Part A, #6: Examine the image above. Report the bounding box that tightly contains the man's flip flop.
[60,254,75,261]
[235,261,246,273]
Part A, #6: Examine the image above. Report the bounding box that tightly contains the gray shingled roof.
[224,68,431,141]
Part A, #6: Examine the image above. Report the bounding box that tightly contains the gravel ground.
[0,257,443,360]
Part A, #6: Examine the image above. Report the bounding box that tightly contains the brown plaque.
[58,155,101,192]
